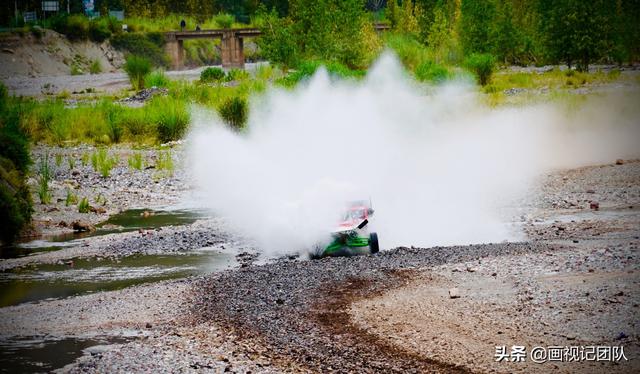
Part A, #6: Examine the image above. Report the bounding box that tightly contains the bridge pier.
[165,38,184,69]
[221,32,244,69]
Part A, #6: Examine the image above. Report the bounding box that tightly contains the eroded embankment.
[192,243,554,372]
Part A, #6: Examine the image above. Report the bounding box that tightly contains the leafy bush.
[89,18,112,42]
[30,25,44,39]
[213,13,235,28]
[64,14,90,41]
[111,33,169,67]
[0,178,32,244]
[0,105,31,173]
[218,97,247,130]
[415,61,450,83]
[151,98,190,143]
[144,70,169,88]
[200,67,226,83]
[124,55,152,91]
[0,90,32,243]
[464,53,496,86]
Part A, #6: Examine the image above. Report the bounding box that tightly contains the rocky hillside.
[0,29,124,79]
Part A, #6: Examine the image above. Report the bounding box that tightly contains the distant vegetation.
[0,1,637,243]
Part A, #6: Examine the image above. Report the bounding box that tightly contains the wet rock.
[448,288,461,299]
[615,159,624,165]
[2,48,15,54]
[72,220,96,232]
[84,345,111,356]
[146,322,153,328]
[589,201,599,210]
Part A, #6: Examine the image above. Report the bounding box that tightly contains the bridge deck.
[166,28,262,40]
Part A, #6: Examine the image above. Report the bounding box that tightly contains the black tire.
[369,232,379,254]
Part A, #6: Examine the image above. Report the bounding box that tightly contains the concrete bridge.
[164,23,390,69]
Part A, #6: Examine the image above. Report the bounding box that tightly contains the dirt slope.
[0,29,124,79]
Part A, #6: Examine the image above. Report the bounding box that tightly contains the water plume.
[187,52,640,256]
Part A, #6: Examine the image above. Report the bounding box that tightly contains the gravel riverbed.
[1,159,638,373]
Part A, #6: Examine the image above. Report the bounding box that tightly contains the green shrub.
[89,18,112,42]
[67,156,75,169]
[213,13,235,28]
[200,67,226,83]
[0,103,31,173]
[30,25,44,39]
[78,197,90,213]
[55,153,63,167]
[464,53,496,86]
[111,32,168,67]
[218,96,248,130]
[124,55,152,91]
[152,98,190,143]
[415,61,450,83]
[144,70,169,88]
[0,180,32,244]
[89,60,102,74]
[70,64,83,75]
[65,14,90,41]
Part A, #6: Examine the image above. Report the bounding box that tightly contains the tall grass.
[149,98,190,143]
[78,197,90,213]
[464,53,496,86]
[124,55,152,91]
[91,149,118,178]
[144,70,170,88]
[37,153,52,204]
[128,153,143,170]
[156,151,174,172]
[200,67,226,83]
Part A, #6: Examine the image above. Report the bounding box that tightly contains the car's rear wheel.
[369,232,379,254]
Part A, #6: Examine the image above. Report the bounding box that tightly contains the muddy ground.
[1,159,637,373]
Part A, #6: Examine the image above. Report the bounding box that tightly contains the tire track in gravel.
[192,242,553,372]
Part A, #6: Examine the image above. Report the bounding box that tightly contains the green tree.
[459,0,496,54]
[491,0,522,64]
[426,6,451,63]
[540,0,612,70]
[255,7,299,67]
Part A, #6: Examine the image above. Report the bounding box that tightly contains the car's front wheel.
[369,232,379,254]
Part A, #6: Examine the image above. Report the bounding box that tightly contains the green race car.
[311,201,380,258]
